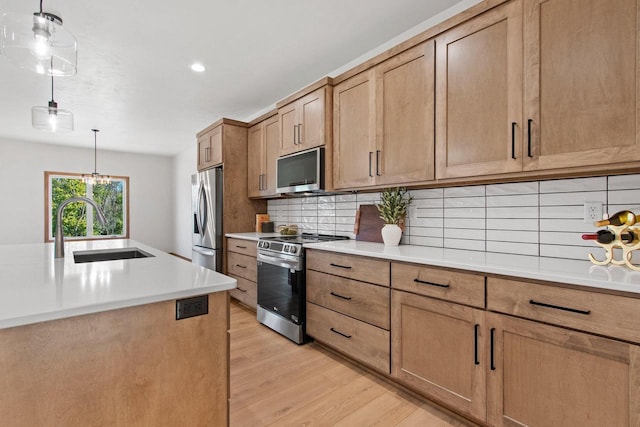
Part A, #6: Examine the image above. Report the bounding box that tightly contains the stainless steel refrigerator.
[192,167,223,272]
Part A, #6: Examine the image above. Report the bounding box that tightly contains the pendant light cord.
[39,0,43,14]
[92,129,99,174]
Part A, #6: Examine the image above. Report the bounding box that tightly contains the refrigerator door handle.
[196,181,207,239]
[193,246,215,256]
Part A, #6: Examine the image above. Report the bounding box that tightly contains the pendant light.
[0,0,77,76]
[82,129,111,185]
[31,73,73,132]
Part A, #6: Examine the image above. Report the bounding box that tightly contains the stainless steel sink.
[73,247,154,263]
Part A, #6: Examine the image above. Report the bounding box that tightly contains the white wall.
[0,137,174,251]
[171,143,197,259]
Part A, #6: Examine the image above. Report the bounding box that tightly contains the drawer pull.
[474,324,480,366]
[236,287,247,293]
[490,328,496,371]
[330,263,352,270]
[235,245,247,249]
[529,299,591,315]
[413,278,450,288]
[330,291,352,301]
[235,264,247,269]
[330,327,352,339]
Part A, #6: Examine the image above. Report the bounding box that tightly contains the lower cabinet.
[486,312,640,427]
[226,238,257,309]
[391,289,487,421]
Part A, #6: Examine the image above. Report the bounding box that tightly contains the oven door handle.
[257,252,302,271]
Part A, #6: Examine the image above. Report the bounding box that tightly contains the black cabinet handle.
[235,245,247,249]
[376,150,381,176]
[529,299,591,315]
[235,264,247,269]
[527,119,533,158]
[413,278,450,288]
[330,291,352,301]
[330,263,352,270]
[236,287,247,293]
[474,324,480,366]
[511,122,517,159]
[330,328,352,339]
[368,152,373,177]
[490,328,496,371]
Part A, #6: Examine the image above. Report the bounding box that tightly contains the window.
[45,172,129,242]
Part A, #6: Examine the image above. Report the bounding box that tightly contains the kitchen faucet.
[55,196,107,258]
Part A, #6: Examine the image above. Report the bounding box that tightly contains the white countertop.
[304,240,640,296]
[0,239,236,330]
[226,232,282,241]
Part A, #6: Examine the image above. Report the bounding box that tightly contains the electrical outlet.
[176,295,208,320]
[584,202,603,224]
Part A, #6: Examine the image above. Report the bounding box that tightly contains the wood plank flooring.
[229,301,477,427]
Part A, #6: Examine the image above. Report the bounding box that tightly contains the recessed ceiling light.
[190,62,205,72]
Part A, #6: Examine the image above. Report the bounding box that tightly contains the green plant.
[377,187,413,225]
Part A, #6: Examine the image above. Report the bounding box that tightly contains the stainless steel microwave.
[276,147,324,194]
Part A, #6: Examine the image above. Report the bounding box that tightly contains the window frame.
[44,171,130,243]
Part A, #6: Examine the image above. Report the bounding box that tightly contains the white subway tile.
[486,229,538,243]
[357,201,379,209]
[444,186,485,198]
[444,228,485,241]
[444,207,486,218]
[608,174,640,191]
[335,208,357,217]
[486,206,538,219]
[335,201,357,210]
[413,198,444,208]
[608,189,640,205]
[606,204,640,217]
[317,223,336,233]
[444,238,485,251]
[318,202,336,210]
[486,218,538,231]
[539,177,606,193]
[335,224,355,233]
[335,194,356,202]
[486,194,538,207]
[335,216,356,225]
[540,244,596,261]
[318,216,336,225]
[411,188,444,199]
[539,218,592,233]
[410,227,444,238]
[444,218,485,229]
[486,241,539,256]
[486,181,538,196]
[410,236,444,247]
[444,197,485,208]
[539,205,584,219]
[287,198,303,206]
[317,195,336,204]
[539,191,606,206]
[416,208,444,218]
[356,193,381,202]
[411,217,444,228]
[540,231,591,246]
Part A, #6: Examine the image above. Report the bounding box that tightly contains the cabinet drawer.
[226,252,256,282]
[227,238,257,257]
[306,250,390,287]
[487,277,640,344]
[306,302,390,373]
[392,263,485,308]
[228,275,257,309]
[307,270,390,329]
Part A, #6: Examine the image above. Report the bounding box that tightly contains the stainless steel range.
[256,233,349,344]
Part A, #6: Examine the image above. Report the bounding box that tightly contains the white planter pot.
[381,224,402,246]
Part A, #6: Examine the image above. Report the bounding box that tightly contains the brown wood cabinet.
[391,289,486,421]
[333,41,435,190]
[226,237,257,309]
[248,113,279,198]
[435,0,523,180]
[486,312,640,426]
[436,0,640,180]
[197,125,223,171]
[277,79,332,157]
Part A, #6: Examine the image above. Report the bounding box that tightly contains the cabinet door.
[391,290,486,421]
[333,70,376,189]
[263,114,280,196]
[375,40,435,186]
[523,0,640,171]
[247,123,263,198]
[209,125,223,166]
[278,102,298,156]
[197,134,210,171]
[298,86,326,151]
[435,0,523,179]
[487,312,640,427]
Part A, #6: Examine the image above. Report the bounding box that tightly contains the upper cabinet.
[522,0,640,171]
[334,41,435,190]
[277,79,333,157]
[436,0,640,180]
[197,125,223,171]
[435,0,523,180]
[248,113,279,198]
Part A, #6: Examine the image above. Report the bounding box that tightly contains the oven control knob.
[262,242,270,249]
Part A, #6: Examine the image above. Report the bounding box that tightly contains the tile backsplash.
[267,174,640,261]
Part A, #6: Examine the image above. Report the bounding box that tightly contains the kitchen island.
[0,239,235,427]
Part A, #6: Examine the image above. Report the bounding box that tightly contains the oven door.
[256,251,304,325]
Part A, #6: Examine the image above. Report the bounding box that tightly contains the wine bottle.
[593,210,637,227]
[582,230,635,244]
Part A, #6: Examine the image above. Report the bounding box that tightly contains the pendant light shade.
[82,129,111,185]
[32,75,73,132]
[0,1,77,76]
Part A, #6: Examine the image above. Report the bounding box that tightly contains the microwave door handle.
[288,179,315,186]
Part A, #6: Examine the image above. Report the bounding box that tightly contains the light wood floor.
[229,301,477,427]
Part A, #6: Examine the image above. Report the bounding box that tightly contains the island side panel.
[0,291,229,427]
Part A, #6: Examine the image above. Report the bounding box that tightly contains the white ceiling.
[0,0,469,156]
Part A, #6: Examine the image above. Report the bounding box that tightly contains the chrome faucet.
[55,196,107,258]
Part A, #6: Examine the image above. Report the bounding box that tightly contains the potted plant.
[376,187,412,246]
